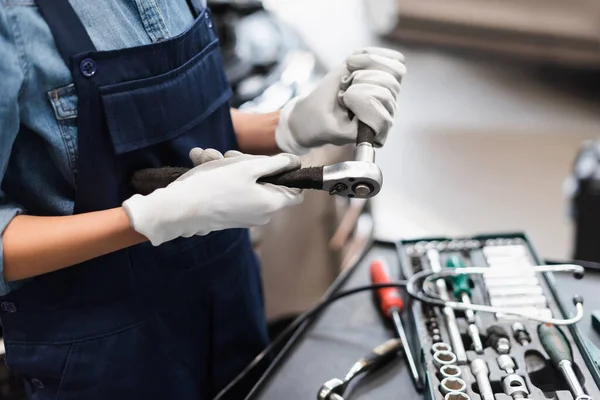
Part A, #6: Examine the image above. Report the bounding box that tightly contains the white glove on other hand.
[275,47,406,155]
[123,149,304,246]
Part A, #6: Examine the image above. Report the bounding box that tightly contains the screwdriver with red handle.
[370,259,422,391]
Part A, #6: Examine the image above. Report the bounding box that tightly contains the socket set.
[398,233,600,400]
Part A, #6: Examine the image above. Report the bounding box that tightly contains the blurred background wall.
[262,0,600,260]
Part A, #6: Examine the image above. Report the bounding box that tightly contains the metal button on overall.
[80,58,97,77]
[1,302,16,313]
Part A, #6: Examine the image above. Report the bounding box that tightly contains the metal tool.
[369,259,421,390]
[502,374,530,399]
[440,377,467,395]
[431,342,452,354]
[433,351,458,369]
[486,325,511,354]
[470,359,495,400]
[131,122,383,199]
[497,355,516,374]
[512,322,531,346]
[538,323,593,400]
[445,392,471,400]
[447,256,483,354]
[410,264,585,325]
[316,338,403,400]
[440,365,462,379]
[427,249,467,363]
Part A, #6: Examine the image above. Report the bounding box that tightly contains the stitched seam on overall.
[133,0,170,42]
[6,9,29,98]
[54,343,74,400]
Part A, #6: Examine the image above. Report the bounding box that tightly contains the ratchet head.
[323,161,383,198]
[317,378,345,400]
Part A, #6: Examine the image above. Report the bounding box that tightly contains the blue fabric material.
[0,0,199,293]
[0,1,268,399]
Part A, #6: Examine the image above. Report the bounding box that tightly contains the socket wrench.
[131,123,383,199]
[440,365,462,379]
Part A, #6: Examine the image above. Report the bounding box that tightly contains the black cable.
[212,281,408,400]
[545,258,600,272]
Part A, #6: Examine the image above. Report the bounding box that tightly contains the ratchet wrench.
[130,122,383,199]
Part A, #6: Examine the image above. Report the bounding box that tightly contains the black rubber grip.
[357,121,376,146]
[131,166,323,195]
[259,166,323,189]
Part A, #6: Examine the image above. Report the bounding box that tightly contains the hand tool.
[431,342,452,354]
[440,377,467,395]
[486,325,511,354]
[497,354,516,374]
[433,351,458,369]
[131,123,383,199]
[470,359,495,400]
[427,249,467,363]
[446,256,483,354]
[512,322,531,346]
[445,392,471,400]
[440,365,462,379]
[410,264,585,325]
[316,338,403,400]
[369,259,421,390]
[538,323,594,400]
[502,374,530,399]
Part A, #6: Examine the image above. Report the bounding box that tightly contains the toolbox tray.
[398,232,600,400]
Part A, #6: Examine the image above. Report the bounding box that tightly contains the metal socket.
[440,365,462,379]
[433,351,458,369]
[432,342,452,354]
[497,355,516,374]
[445,392,470,400]
[502,374,529,398]
[440,377,467,395]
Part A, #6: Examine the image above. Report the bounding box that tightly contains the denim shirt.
[0,0,205,295]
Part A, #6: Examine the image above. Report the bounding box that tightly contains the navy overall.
[0,1,269,399]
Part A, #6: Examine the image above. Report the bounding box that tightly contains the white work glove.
[275,47,406,155]
[123,149,304,246]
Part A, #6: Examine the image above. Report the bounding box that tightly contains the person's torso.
[1,0,203,217]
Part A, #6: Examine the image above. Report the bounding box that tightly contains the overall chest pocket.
[99,40,232,155]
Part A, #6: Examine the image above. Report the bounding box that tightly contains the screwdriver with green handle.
[538,322,593,400]
[447,256,484,353]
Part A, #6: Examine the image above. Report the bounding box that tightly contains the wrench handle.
[357,121,376,146]
[130,166,324,195]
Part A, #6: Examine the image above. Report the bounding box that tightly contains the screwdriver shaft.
[391,310,421,389]
[428,250,467,363]
[461,293,483,353]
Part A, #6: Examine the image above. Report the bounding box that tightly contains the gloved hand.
[275,47,406,155]
[123,149,304,246]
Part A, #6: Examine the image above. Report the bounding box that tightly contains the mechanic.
[0,0,405,399]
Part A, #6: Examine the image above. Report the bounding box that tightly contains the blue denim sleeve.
[0,5,26,295]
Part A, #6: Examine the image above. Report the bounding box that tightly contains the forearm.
[2,207,147,282]
[230,109,281,155]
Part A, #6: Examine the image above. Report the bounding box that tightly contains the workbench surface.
[251,242,600,399]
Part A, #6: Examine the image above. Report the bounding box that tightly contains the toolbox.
[398,233,600,400]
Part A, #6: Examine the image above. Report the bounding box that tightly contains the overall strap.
[186,0,206,18]
[35,0,96,66]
